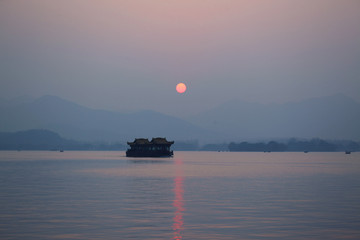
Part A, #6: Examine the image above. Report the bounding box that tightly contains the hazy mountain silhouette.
[188,94,360,141]
[0,129,128,150]
[0,129,65,145]
[0,95,213,141]
[1,94,359,142]
[0,129,73,150]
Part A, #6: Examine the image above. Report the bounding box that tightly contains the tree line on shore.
[228,139,359,152]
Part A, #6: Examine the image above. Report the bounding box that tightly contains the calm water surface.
[0,151,360,239]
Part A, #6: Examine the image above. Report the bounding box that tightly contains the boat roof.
[127,137,174,145]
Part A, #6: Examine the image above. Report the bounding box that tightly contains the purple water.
[0,151,359,239]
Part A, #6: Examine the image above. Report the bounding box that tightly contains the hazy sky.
[1,0,360,116]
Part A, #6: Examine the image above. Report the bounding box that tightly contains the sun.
[176,83,187,94]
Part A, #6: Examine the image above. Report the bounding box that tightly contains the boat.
[126,137,174,157]
[345,151,351,154]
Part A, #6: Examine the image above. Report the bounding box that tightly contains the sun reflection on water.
[173,158,184,240]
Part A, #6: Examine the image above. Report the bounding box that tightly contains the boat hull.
[126,150,173,158]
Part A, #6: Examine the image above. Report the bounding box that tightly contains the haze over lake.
[1,1,360,117]
[1,151,360,239]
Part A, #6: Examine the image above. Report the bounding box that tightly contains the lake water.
[0,151,360,239]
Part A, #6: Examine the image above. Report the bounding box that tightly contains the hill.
[0,129,70,150]
[0,129,126,150]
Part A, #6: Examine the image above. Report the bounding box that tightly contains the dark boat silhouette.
[126,138,174,157]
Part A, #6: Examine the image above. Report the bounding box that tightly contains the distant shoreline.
[1,129,359,152]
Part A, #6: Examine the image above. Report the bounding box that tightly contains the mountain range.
[1,94,359,142]
[0,95,213,142]
[188,94,360,141]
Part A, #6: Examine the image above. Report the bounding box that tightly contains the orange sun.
[176,83,187,94]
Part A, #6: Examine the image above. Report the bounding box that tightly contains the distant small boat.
[304,151,308,153]
[60,149,64,152]
[345,151,351,154]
